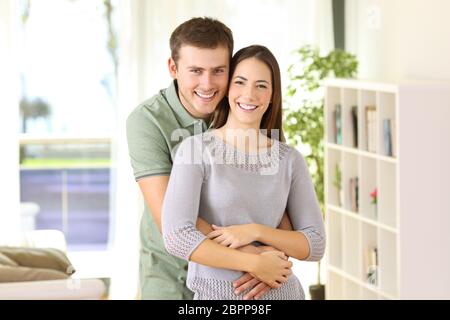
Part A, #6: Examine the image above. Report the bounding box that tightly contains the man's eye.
[214,69,224,74]
[190,69,201,74]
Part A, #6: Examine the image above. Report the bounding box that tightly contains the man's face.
[168,45,230,119]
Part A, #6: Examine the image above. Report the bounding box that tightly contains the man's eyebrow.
[187,66,204,70]
[187,65,228,70]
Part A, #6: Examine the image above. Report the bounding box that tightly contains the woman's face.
[227,57,272,128]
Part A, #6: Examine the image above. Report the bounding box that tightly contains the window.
[18,0,118,251]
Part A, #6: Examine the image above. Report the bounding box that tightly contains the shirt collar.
[166,80,210,130]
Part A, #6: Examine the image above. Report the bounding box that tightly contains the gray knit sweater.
[162,131,325,300]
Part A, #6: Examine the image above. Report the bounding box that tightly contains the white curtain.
[0,0,21,245]
[110,0,333,299]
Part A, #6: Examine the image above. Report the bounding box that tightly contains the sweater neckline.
[205,130,278,158]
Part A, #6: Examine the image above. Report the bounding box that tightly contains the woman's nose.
[242,85,256,100]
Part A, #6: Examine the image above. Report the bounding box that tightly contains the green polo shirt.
[126,81,209,300]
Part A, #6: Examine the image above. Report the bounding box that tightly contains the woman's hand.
[233,245,286,300]
[250,251,292,288]
[207,224,258,249]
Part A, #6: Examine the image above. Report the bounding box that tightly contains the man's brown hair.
[170,17,234,64]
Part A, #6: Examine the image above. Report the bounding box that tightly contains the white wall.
[346,0,450,82]
[136,0,317,97]
[0,0,21,244]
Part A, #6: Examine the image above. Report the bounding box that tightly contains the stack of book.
[383,118,396,157]
[349,177,359,212]
[351,106,358,148]
[364,246,378,286]
[333,104,342,145]
[365,106,377,153]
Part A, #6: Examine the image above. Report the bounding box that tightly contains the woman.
[162,45,325,300]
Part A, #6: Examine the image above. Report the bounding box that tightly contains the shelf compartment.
[341,88,359,148]
[358,90,377,153]
[342,152,359,212]
[378,229,398,297]
[327,210,343,268]
[325,148,342,207]
[377,92,397,158]
[359,156,378,221]
[361,287,379,300]
[325,87,342,144]
[342,215,361,279]
[343,278,361,300]
[378,161,397,228]
[327,271,344,300]
[361,222,378,286]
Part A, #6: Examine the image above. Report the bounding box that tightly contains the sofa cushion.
[0,247,75,274]
[0,253,18,267]
[0,265,69,283]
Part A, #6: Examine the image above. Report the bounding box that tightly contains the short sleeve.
[287,149,326,261]
[126,106,172,180]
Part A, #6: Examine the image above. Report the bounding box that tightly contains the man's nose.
[199,73,214,89]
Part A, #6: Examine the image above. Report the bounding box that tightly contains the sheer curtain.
[0,0,21,245]
[111,0,333,299]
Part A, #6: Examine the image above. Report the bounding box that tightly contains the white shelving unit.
[323,78,450,299]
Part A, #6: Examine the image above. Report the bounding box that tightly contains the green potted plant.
[332,163,343,207]
[283,45,358,300]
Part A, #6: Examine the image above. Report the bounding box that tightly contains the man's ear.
[168,57,177,79]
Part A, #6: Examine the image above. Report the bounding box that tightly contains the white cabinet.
[323,79,450,299]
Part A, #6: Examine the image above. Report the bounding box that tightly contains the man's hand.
[233,273,271,300]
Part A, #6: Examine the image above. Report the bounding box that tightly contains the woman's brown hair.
[211,45,285,141]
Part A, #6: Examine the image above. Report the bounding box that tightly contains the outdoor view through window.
[18,0,118,251]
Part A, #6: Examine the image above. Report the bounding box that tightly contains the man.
[127,17,290,300]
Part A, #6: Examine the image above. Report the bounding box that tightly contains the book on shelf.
[349,177,359,212]
[334,104,342,144]
[351,106,358,148]
[365,106,377,153]
[391,119,397,157]
[383,118,393,156]
[364,246,378,286]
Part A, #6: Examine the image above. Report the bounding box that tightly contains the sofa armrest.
[0,278,106,300]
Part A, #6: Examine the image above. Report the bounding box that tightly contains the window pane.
[18,0,117,251]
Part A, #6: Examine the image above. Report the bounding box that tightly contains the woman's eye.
[234,80,244,85]
[257,84,267,89]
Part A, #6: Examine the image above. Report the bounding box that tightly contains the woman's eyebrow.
[233,76,270,84]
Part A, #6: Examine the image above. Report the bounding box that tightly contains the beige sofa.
[0,230,106,300]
